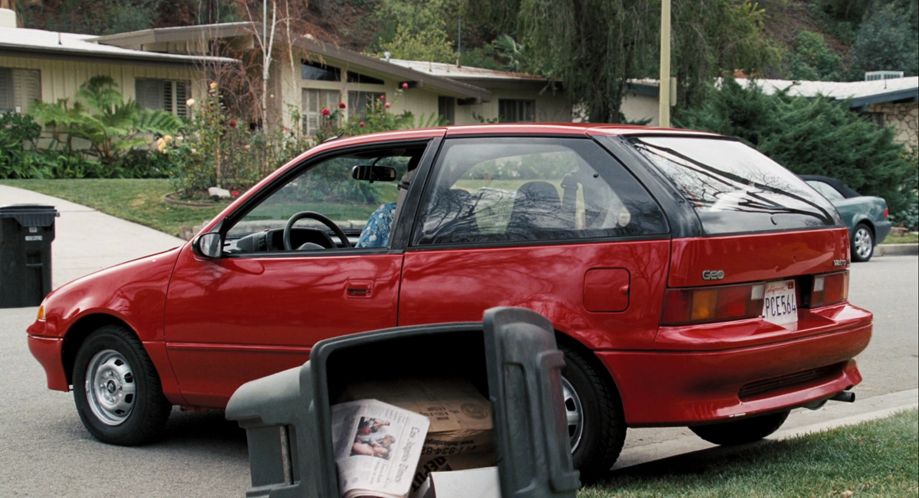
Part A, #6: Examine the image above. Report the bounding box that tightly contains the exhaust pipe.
[830,390,856,403]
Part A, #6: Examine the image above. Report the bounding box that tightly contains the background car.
[800,174,891,262]
[28,124,872,481]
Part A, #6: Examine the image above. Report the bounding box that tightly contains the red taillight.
[810,271,849,307]
[883,208,889,219]
[661,283,765,325]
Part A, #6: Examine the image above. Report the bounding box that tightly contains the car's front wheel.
[560,346,626,482]
[72,325,171,445]
[851,223,874,262]
[689,410,790,446]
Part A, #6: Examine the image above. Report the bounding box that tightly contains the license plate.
[762,280,798,328]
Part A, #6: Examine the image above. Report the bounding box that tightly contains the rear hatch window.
[630,136,840,234]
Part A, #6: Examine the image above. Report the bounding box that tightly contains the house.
[93,21,572,132]
[1,10,572,134]
[0,10,234,117]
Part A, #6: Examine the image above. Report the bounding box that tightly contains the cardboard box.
[413,467,500,498]
[340,378,495,457]
[411,452,496,493]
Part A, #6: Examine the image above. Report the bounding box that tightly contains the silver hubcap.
[85,349,136,426]
[561,376,584,453]
[854,227,872,259]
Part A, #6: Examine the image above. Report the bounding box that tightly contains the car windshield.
[630,136,840,234]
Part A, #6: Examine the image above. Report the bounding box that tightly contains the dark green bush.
[676,78,915,215]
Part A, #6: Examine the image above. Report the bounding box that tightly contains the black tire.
[72,325,171,445]
[560,346,626,482]
[851,223,874,262]
[689,410,790,446]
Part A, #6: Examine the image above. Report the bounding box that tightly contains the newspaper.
[332,399,430,498]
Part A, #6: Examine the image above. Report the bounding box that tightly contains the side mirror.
[352,165,397,182]
[195,232,223,258]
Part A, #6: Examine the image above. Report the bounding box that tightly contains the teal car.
[802,175,891,262]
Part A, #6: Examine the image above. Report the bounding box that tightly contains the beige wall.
[867,102,919,152]
[621,92,659,125]
[0,53,206,110]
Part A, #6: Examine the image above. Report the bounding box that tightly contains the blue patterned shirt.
[356,202,396,248]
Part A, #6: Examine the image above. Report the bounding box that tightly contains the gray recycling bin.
[0,204,59,308]
[226,307,579,498]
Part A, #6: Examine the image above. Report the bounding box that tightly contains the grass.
[582,409,918,497]
[885,232,919,244]
[0,179,227,238]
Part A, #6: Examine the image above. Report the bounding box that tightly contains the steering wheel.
[283,211,351,251]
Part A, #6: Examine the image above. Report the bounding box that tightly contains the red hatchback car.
[27,124,871,478]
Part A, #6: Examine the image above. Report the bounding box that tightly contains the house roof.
[0,26,237,64]
[92,22,492,101]
[736,77,919,109]
[386,59,545,81]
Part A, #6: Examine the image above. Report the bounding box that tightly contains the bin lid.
[0,204,60,227]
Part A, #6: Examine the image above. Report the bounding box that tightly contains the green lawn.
[885,232,919,244]
[0,179,228,238]
[582,409,918,497]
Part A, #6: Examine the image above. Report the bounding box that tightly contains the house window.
[302,61,340,81]
[302,88,340,134]
[348,91,385,118]
[438,96,455,125]
[136,79,190,117]
[0,67,41,113]
[498,99,535,123]
[347,71,385,85]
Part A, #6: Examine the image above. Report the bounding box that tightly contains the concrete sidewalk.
[0,184,184,288]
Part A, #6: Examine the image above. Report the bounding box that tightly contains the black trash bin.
[226,307,579,498]
[0,204,59,308]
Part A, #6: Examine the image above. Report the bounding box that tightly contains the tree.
[783,31,844,81]
[677,78,915,215]
[380,23,455,62]
[850,0,919,76]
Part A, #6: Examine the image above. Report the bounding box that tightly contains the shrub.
[677,78,916,215]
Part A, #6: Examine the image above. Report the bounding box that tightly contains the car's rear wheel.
[560,346,626,482]
[689,410,790,446]
[851,223,874,262]
[72,325,171,445]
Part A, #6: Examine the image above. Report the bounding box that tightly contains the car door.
[398,136,672,352]
[164,138,439,407]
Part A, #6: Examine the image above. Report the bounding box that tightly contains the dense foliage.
[677,78,917,221]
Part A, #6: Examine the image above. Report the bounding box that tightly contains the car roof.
[799,174,861,198]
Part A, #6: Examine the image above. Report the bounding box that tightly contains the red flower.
[231,190,240,198]
[378,94,386,101]
[359,120,365,128]
[228,119,237,129]
[321,107,331,117]
[384,102,391,109]
[338,101,346,109]
[401,82,409,89]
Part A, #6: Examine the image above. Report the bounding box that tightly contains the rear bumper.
[27,335,69,391]
[598,312,871,426]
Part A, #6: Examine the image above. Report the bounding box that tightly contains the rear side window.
[413,137,667,245]
[630,136,839,234]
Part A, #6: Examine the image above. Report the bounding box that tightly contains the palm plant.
[30,75,182,165]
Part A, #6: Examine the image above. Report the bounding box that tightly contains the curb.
[613,388,919,471]
[876,243,919,256]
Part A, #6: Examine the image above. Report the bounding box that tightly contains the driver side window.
[224,148,419,255]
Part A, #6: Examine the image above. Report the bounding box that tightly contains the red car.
[27,124,871,479]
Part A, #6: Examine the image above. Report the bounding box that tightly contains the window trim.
[0,66,42,114]
[216,137,441,259]
[407,135,672,250]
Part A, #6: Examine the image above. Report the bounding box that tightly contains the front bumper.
[598,306,872,426]
[27,335,69,391]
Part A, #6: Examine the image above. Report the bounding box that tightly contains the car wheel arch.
[554,330,625,408]
[62,314,139,386]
